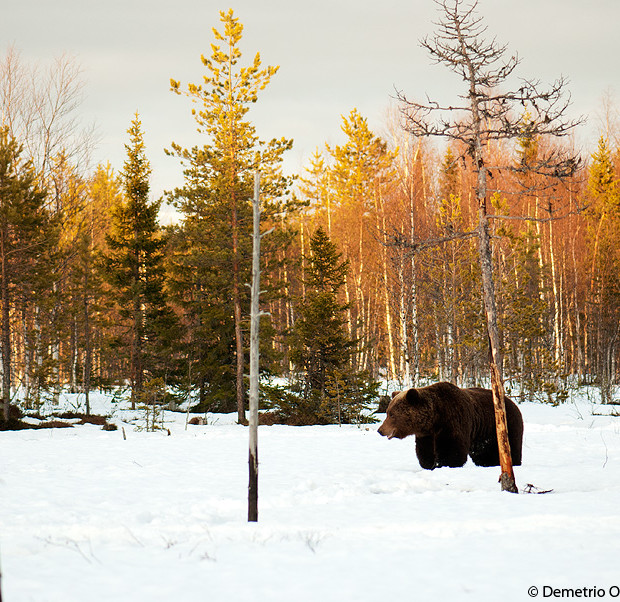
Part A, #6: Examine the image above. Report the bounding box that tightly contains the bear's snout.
[378,421,395,439]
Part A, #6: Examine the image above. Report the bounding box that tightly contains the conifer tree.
[168,9,292,421]
[0,127,51,423]
[326,109,396,374]
[102,114,174,408]
[288,227,377,424]
[586,137,620,403]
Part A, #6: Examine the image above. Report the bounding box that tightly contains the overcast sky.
[4,0,620,216]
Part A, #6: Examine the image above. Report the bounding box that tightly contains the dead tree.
[397,0,582,492]
[248,171,261,522]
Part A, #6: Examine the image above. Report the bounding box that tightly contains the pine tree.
[0,127,51,423]
[168,9,292,421]
[102,114,175,408]
[586,137,620,403]
[326,109,396,375]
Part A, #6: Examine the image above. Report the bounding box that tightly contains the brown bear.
[378,381,523,470]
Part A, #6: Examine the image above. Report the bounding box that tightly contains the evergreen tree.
[102,114,176,407]
[286,227,378,424]
[168,9,292,421]
[86,164,125,390]
[439,147,459,200]
[500,224,552,401]
[0,126,51,423]
[586,137,620,403]
[325,109,396,375]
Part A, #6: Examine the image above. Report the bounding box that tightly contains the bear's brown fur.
[377,382,523,470]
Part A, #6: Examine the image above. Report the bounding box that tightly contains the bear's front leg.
[415,435,437,470]
[435,432,468,467]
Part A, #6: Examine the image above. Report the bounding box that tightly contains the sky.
[4,0,620,219]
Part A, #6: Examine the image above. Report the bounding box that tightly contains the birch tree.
[397,0,581,492]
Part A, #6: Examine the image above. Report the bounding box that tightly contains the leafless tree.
[0,46,96,183]
[1,47,96,407]
[397,0,582,492]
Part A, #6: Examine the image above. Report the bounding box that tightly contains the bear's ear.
[405,388,421,405]
[391,390,402,399]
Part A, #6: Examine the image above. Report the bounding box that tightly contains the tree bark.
[477,186,518,493]
[248,172,261,522]
[232,197,246,424]
[1,230,11,423]
[83,268,92,416]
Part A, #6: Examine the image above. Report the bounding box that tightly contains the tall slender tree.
[102,114,172,408]
[327,109,396,376]
[0,127,50,423]
[169,9,292,422]
[586,137,620,403]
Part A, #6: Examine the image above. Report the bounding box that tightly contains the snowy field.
[1,390,619,602]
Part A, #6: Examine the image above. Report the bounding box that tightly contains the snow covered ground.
[1,390,619,601]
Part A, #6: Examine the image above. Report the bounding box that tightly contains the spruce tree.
[288,227,377,424]
[102,114,175,408]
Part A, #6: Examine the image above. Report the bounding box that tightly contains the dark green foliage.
[279,227,378,424]
[101,115,180,406]
[165,187,244,413]
[0,126,55,421]
[500,225,559,402]
[586,137,620,403]
[262,373,379,425]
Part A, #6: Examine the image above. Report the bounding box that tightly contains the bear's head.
[377,388,435,440]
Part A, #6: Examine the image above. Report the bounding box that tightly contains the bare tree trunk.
[21,307,32,406]
[231,196,246,424]
[571,229,584,380]
[378,199,396,380]
[476,184,517,493]
[70,318,78,394]
[344,273,353,344]
[300,221,306,302]
[457,8,518,491]
[467,73,517,489]
[409,200,421,386]
[1,232,11,423]
[548,216,562,368]
[398,244,412,387]
[248,172,260,522]
[130,291,141,410]
[83,270,91,416]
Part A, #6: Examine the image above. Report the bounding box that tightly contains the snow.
[1,391,619,601]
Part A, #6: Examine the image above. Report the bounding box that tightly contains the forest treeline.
[1,10,619,425]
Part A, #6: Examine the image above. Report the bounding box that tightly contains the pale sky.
[4,0,620,217]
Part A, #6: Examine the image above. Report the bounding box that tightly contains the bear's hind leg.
[508,432,522,466]
[469,437,500,467]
